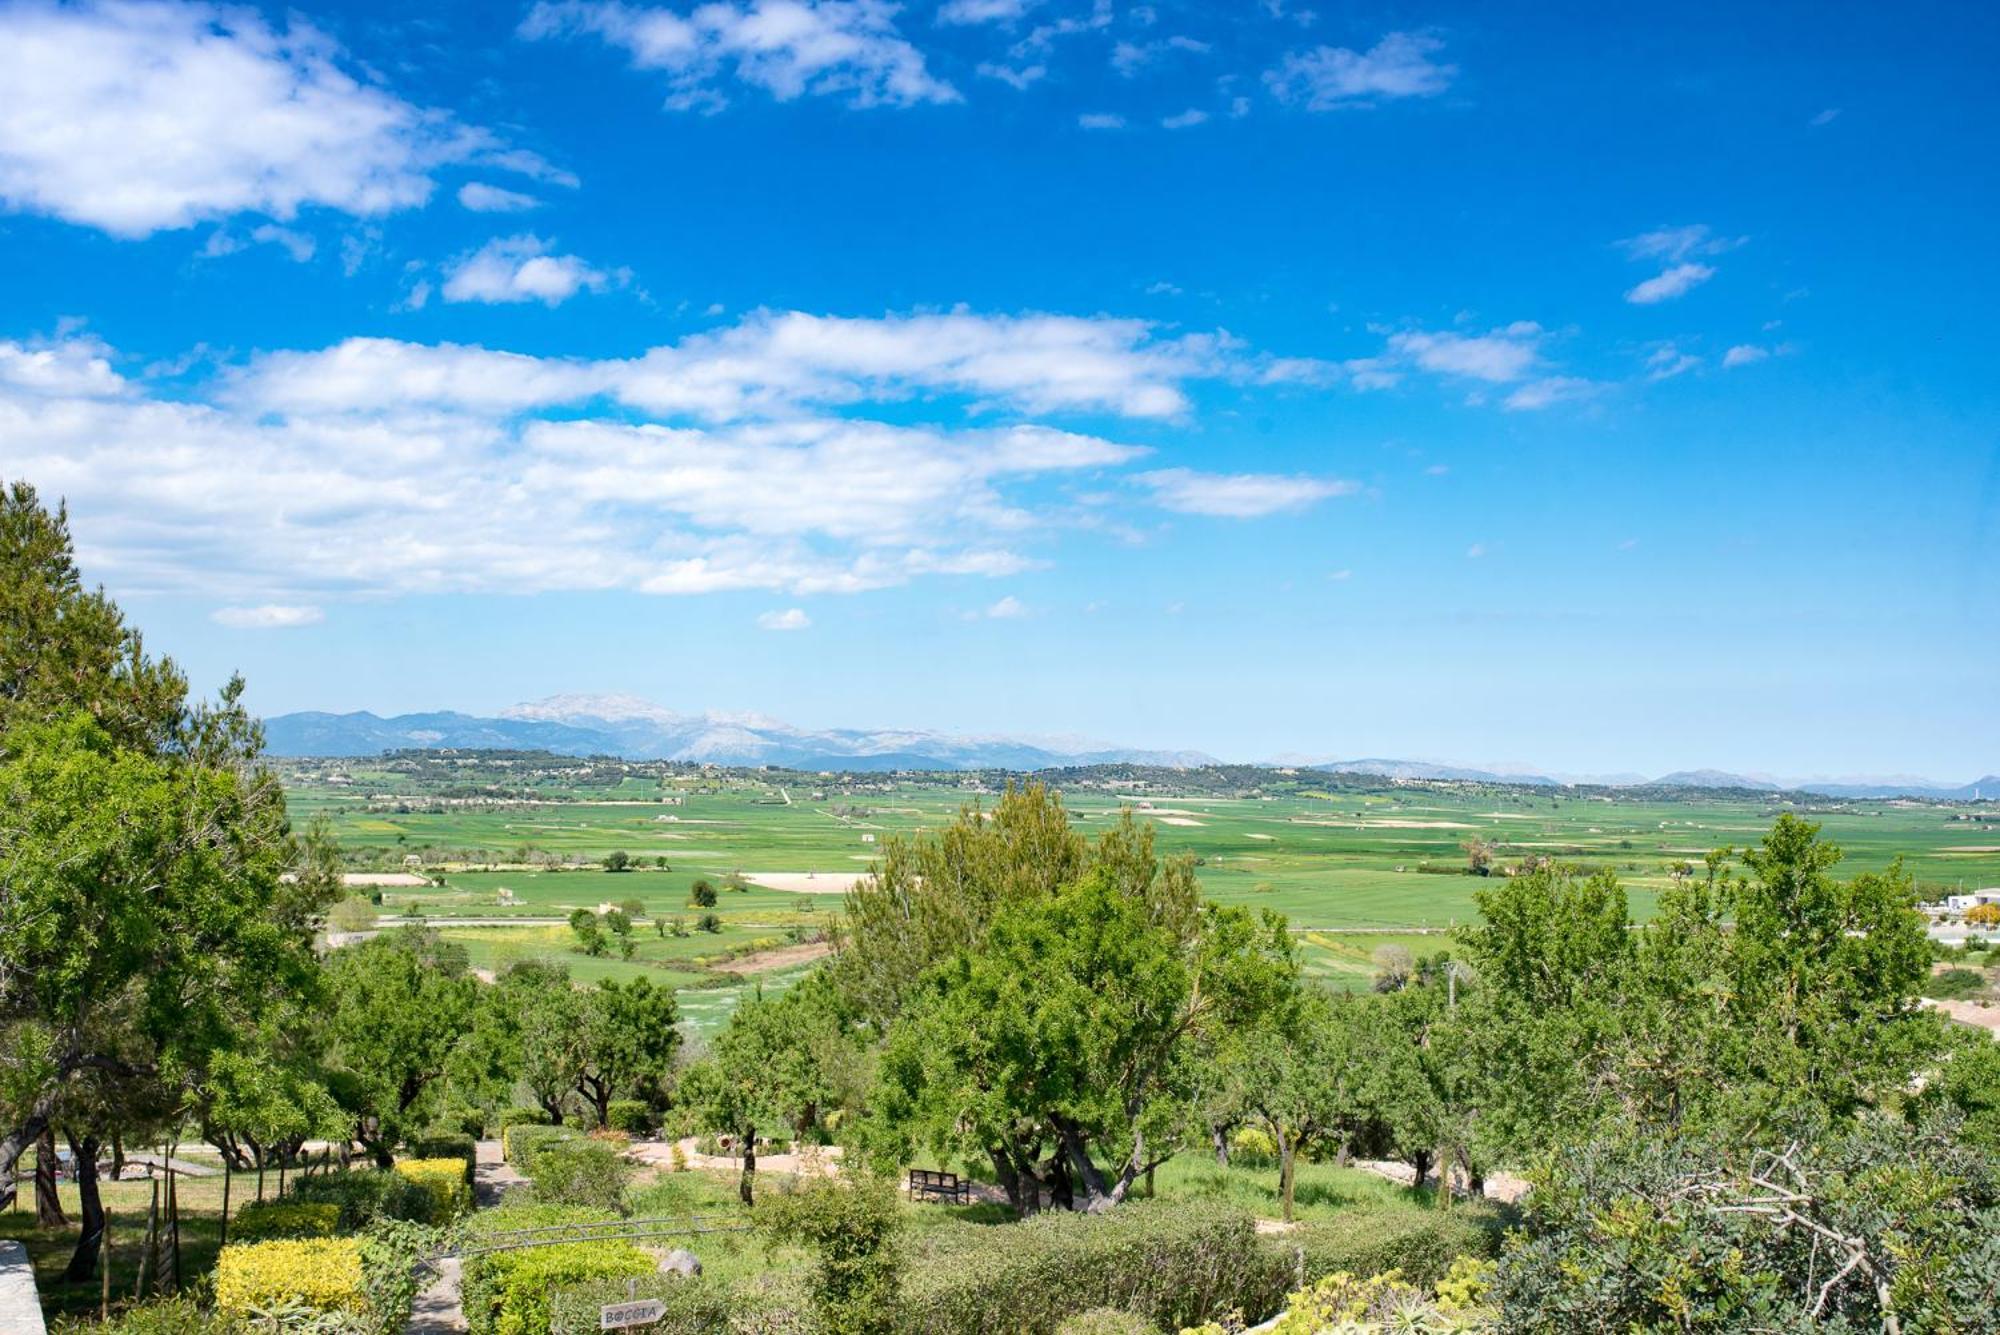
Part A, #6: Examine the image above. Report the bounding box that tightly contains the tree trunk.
[1277,1133,1297,1224]
[1410,1147,1432,1190]
[988,1147,1026,1217]
[1212,1124,1230,1167]
[1434,1144,1454,1211]
[738,1127,756,1206]
[63,1132,104,1283]
[35,1126,67,1226]
[1336,1135,1351,1169]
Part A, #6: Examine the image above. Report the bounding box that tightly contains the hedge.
[287,1167,428,1229]
[226,1200,340,1243]
[521,1135,631,1211]
[500,1106,553,1131]
[396,1156,475,1222]
[605,1099,655,1136]
[214,1237,367,1316]
[409,1132,478,1184]
[1287,1203,1504,1289]
[898,1200,1286,1335]
[462,1241,655,1335]
[505,1121,578,1166]
[1054,1310,1161,1335]
[548,1274,779,1335]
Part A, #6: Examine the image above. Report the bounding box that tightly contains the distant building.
[1945,888,2000,911]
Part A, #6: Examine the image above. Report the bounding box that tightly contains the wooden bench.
[907,1169,971,1204]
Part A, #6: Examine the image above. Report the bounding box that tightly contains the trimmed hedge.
[605,1099,654,1136]
[410,1132,478,1184]
[500,1106,552,1131]
[522,1135,631,1211]
[287,1167,428,1229]
[226,1200,340,1243]
[396,1157,475,1222]
[548,1274,773,1335]
[214,1237,366,1316]
[504,1121,578,1166]
[462,1241,655,1335]
[898,1200,1286,1335]
[1288,1204,1504,1289]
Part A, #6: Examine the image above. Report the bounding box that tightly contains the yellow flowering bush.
[394,1157,473,1222]
[214,1237,366,1315]
[1181,1258,1494,1335]
[227,1200,341,1243]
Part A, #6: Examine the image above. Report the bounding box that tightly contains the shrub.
[605,1099,655,1136]
[396,1157,475,1222]
[1289,1205,1503,1289]
[1186,1257,1496,1335]
[1054,1310,1158,1335]
[50,1297,240,1334]
[214,1237,366,1316]
[227,1200,341,1243]
[441,1105,490,1139]
[547,1275,758,1335]
[462,1241,654,1335]
[1925,967,1988,1000]
[757,1174,902,1335]
[288,1168,429,1230]
[500,1106,552,1131]
[524,1136,632,1212]
[898,1200,1285,1335]
[410,1132,478,1183]
[505,1121,578,1166]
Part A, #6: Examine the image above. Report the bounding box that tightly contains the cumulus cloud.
[212,604,324,628]
[1722,344,1771,368]
[756,607,811,629]
[1138,467,1357,517]
[441,235,623,306]
[982,594,1027,618]
[977,61,1045,89]
[1264,31,1455,110]
[938,0,1035,23]
[1374,322,1544,384]
[521,0,959,111]
[1502,376,1594,411]
[1625,262,1714,305]
[0,0,565,237]
[2,312,1338,602]
[1161,108,1209,129]
[1645,344,1700,380]
[458,182,542,212]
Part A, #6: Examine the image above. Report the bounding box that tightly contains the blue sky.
[0,0,1995,777]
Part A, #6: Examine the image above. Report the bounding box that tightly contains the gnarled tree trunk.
[63,1131,105,1282]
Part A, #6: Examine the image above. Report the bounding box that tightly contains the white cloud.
[1139,467,1357,517]
[441,235,622,306]
[1465,542,1487,559]
[1618,224,1738,264]
[756,607,811,630]
[977,61,1046,89]
[1645,344,1700,380]
[0,334,129,398]
[1078,112,1126,129]
[1161,108,1209,129]
[458,182,542,212]
[249,224,316,262]
[1112,35,1210,77]
[1264,31,1454,110]
[1722,344,1771,368]
[937,0,1033,23]
[1379,323,1542,383]
[983,594,1027,618]
[1502,376,1593,411]
[0,0,564,238]
[1810,108,1840,127]
[521,0,959,111]
[1625,262,1715,305]
[212,604,324,628]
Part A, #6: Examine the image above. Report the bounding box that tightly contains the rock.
[658,1248,702,1277]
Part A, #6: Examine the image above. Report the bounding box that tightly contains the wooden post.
[256,1157,266,1203]
[100,1204,112,1320]
[219,1161,233,1251]
[168,1167,182,1294]
[135,1177,159,1299]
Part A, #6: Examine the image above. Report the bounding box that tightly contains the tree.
[604,908,635,959]
[1237,989,1384,1221]
[690,880,719,908]
[496,961,586,1125]
[320,929,478,1162]
[572,978,681,1126]
[568,907,606,956]
[1967,902,2000,928]
[602,850,632,873]
[866,797,1296,1213]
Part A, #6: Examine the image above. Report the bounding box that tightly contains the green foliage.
[1926,966,1989,999]
[214,1237,367,1316]
[499,1106,552,1130]
[605,1099,655,1135]
[572,976,680,1125]
[602,850,632,873]
[228,1200,342,1242]
[1203,1257,1496,1335]
[897,1200,1288,1335]
[463,1240,655,1335]
[1288,1208,1502,1289]
[408,1132,478,1183]
[1054,1311,1158,1335]
[1491,1114,2000,1331]
[546,1274,770,1335]
[357,1216,446,1334]
[568,907,606,956]
[504,1121,578,1165]
[288,1167,431,1230]
[691,879,719,908]
[523,1134,633,1211]
[756,1174,903,1335]
[50,1297,242,1334]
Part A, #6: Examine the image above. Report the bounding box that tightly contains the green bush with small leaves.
[605,1099,655,1136]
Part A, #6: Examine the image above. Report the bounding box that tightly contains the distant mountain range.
[260,695,1997,799]
[263,694,1219,773]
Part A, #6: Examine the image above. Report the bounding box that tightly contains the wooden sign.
[600,1298,666,1329]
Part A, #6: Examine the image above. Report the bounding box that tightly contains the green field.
[292,758,2000,1024]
